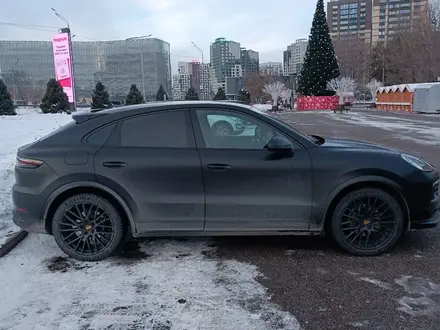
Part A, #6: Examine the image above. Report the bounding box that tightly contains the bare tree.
[327,77,357,105]
[281,88,293,104]
[365,79,383,101]
[429,0,440,31]
[369,8,440,85]
[334,38,370,84]
[263,82,286,105]
[244,73,269,102]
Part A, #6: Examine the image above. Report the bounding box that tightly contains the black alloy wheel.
[331,188,405,256]
[52,194,124,261]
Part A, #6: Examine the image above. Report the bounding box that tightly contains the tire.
[52,193,124,261]
[212,121,233,136]
[330,188,405,256]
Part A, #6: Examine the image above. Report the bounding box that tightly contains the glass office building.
[0,37,172,103]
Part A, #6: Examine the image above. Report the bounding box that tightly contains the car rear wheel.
[52,193,124,261]
[212,121,233,136]
[330,188,405,256]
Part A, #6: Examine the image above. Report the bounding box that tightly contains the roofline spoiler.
[72,111,108,123]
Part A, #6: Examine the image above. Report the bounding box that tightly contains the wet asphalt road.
[217,110,440,330]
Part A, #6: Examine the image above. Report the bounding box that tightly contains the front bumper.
[410,208,440,230]
[408,182,440,230]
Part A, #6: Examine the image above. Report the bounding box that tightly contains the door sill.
[132,230,322,238]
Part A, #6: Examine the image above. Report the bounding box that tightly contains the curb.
[0,230,28,258]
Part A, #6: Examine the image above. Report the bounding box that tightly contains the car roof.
[72,101,261,123]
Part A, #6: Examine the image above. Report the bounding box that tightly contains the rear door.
[94,109,205,233]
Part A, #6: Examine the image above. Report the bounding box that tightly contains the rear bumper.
[12,184,48,234]
[12,208,47,234]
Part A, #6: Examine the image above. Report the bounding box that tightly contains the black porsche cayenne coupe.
[12,101,440,261]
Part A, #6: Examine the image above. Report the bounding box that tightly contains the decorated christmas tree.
[297,0,340,96]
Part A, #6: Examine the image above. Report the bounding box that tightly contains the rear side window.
[120,110,194,148]
[85,123,116,146]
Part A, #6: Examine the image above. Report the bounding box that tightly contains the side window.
[120,110,194,148]
[195,109,290,150]
[85,123,116,146]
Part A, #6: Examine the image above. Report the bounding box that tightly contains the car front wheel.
[52,193,124,261]
[330,188,405,256]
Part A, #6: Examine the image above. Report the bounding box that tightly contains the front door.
[191,108,313,232]
[94,109,205,233]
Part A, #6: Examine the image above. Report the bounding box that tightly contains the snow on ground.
[0,108,73,246]
[324,112,440,145]
[0,235,300,330]
[0,107,300,329]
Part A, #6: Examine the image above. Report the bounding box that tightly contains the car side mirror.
[266,136,293,153]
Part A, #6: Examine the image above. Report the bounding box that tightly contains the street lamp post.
[191,41,205,100]
[51,8,77,111]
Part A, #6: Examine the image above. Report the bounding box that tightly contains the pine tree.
[237,88,251,104]
[297,0,340,96]
[125,84,144,105]
[0,79,16,116]
[185,87,199,100]
[213,87,226,100]
[156,84,168,101]
[40,78,70,114]
[91,81,113,109]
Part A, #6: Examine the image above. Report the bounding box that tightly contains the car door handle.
[207,164,232,171]
[102,161,126,168]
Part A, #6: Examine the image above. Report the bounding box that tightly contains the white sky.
[0,0,329,69]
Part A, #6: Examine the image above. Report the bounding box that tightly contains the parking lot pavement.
[218,110,440,330]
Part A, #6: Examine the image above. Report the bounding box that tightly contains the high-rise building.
[371,0,429,44]
[328,0,429,45]
[283,39,308,76]
[200,62,212,100]
[172,61,191,100]
[0,37,172,103]
[240,48,259,76]
[259,62,283,76]
[327,0,373,43]
[210,38,241,91]
[209,37,260,97]
[172,61,212,100]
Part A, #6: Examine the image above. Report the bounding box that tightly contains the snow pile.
[0,235,300,330]
[0,108,72,245]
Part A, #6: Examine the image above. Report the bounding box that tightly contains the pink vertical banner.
[51,33,74,103]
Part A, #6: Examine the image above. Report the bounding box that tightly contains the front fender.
[313,175,408,230]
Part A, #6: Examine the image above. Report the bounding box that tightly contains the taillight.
[16,157,43,169]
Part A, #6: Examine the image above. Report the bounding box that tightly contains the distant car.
[13,101,439,261]
[207,114,248,136]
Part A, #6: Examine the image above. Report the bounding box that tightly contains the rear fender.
[43,181,137,233]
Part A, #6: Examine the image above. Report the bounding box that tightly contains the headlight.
[401,154,434,172]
